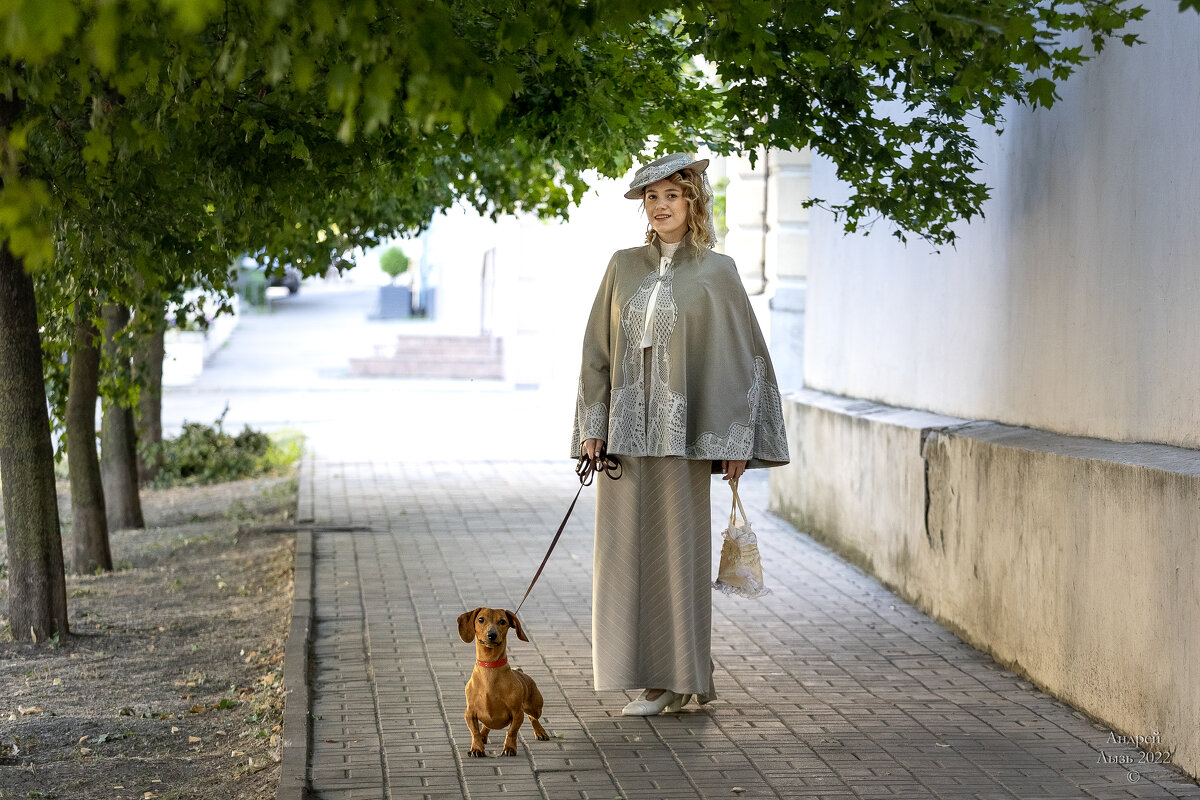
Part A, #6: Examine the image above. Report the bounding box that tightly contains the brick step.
[348,357,504,379]
[387,335,502,359]
[351,335,504,379]
[386,345,501,360]
[388,334,499,346]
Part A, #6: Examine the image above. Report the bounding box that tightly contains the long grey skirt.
[592,453,716,697]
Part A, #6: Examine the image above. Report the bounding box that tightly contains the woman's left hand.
[721,460,747,482]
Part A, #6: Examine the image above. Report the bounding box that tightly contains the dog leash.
[514,453,621,614]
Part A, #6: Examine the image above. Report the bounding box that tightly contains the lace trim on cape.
[686,357,789,461]
[609,266,688,455]
[571,376,609,455]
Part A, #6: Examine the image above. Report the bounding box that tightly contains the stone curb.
[277,454,315,800]
[277,527,313,800]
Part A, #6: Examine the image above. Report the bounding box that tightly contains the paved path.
[295,459,1199,800]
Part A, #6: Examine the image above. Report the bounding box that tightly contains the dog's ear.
[506,610,528,642]
[458,608,482,643]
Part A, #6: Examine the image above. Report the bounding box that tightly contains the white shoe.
[665,692,691,712]
[621,690,690,716]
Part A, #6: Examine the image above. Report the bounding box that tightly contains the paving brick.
[296,459,1200,800]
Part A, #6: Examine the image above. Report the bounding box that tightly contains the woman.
[570,152,790,715]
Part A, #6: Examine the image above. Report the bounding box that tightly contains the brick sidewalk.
[291,459,1199,800]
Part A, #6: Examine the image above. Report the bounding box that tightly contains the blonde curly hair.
[643,169,714,254]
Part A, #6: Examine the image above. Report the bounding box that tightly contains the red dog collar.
[477,658,508,668]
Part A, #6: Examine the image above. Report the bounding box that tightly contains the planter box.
[378,285,412,319]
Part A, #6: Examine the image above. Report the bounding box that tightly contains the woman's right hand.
[582,438,605,461]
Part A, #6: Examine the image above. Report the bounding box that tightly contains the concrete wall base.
[770,389,1200,779]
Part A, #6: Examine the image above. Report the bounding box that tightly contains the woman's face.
[643,179,689,243]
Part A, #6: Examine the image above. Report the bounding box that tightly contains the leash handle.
[515,454,620,614]
[575,450,621,485]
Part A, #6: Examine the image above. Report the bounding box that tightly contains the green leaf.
[1027,77,1058,108]
[157,0,223,33]
[86,2,121,74]
[82,129,113,164]
[292,54,315,90]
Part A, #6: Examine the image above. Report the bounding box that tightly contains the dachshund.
[457,607,550,757]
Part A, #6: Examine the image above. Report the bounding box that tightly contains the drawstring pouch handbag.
[713,479,771,599]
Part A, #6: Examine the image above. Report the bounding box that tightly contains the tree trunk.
[66,302,111,574]
[133,309,165,486]
[0,245,70,642]
[100,304,144,530]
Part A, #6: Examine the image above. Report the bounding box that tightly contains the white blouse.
[640,239,681,347]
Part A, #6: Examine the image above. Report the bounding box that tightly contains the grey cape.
[570,235,790,471]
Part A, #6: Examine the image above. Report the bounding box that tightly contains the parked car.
[237,257,301,299]
[270,264,302,294]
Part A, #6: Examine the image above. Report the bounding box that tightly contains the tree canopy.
[0,0,1172,263]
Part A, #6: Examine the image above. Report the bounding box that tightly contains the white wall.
[722,148,812,390]
[804,6,1200,449]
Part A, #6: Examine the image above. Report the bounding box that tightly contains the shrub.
[151,412,303,488]
[379,246,410,283]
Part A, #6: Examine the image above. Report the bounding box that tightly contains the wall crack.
[920,429,936,549]
[919,422,975,551]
